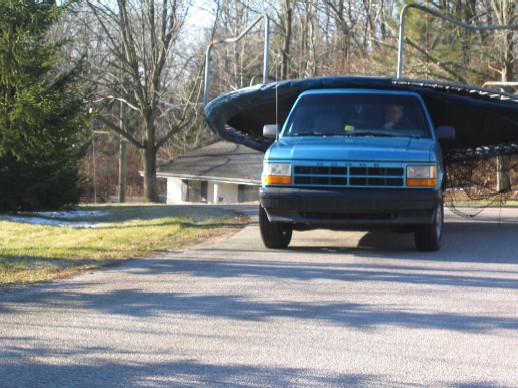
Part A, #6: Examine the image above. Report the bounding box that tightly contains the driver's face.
[386,105,403,123]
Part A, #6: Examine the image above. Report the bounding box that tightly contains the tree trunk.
[496,155,511,192]
[281,1,292,80]
[142,116,159,202]
[141,143,158,202]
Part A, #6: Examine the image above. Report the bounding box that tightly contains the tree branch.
[95,114,143,150]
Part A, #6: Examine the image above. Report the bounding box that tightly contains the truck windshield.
[283,93,430,138]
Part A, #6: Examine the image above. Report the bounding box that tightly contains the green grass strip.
[0,204,247,286]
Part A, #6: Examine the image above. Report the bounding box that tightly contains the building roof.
[157,141,263,184]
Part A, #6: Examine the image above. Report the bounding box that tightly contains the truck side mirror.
[436,126,455,141]
[263,124,280,139]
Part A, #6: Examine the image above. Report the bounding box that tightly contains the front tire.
[414,200,443,252]
[259,206,292,249]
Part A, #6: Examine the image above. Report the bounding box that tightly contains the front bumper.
[260,187,441,226]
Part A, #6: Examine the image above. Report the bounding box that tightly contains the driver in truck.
[384,104,411,129]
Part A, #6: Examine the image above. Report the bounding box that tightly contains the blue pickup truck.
[259,89,455,251]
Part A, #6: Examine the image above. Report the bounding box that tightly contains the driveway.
[1,206,517,387]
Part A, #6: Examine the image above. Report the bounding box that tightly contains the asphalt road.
[1,206,518,387]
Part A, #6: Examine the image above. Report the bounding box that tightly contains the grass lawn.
[0,204,248,286]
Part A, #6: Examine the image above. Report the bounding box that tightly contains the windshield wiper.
[291,132,328,137]
[346,130,397,137]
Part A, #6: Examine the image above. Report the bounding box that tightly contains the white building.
[157,141,263,205]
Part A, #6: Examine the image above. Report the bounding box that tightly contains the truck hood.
[265,136,436,162]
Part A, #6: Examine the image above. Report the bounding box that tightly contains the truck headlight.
[262,163,292,185]
[407,165,437,187]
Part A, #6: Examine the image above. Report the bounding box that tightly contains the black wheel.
[259,206,292,249]
[414,200,443,252]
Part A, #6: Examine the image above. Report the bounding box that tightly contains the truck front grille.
[293,165,404,188]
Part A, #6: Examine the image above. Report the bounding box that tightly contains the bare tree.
[488,0,516,191]
[84,0,193,202]
[488,0,516,82]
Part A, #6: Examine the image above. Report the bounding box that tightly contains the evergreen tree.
[0,0,86,212]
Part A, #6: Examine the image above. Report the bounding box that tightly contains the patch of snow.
[1,210,108,228]
[31,210,108,219]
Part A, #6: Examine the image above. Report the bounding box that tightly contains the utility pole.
[118,100,127,202]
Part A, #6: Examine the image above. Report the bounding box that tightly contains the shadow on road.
[284,219,518,264]
[0,355,381,387]
[7,253,517,333]
[233,205,518,264]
